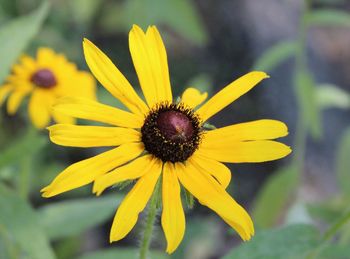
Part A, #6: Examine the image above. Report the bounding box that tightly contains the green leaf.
[336,127,350,196]
[0,184,55,259]
[307,9,350,27]
[0,1,50,83]
[39,194,122,239]
[223,224,320,259]
[78,248,168,259]
[316,84,350,110]
[101,0,208,46]
[319,244,350,259]
[68,0,102,25]
[295,70,322,139]
[0,128,46,169]
[253,41,297,71]
[252,166,299,228]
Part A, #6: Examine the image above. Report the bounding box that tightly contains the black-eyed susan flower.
[41,25,291,253]
[0,48,96,129]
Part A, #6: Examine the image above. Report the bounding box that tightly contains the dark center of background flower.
[31,69,57,88]
[141,103,201,163]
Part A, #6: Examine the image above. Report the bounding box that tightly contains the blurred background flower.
[1,0,350,259]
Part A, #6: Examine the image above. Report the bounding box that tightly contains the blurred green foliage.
[1,0,350,258]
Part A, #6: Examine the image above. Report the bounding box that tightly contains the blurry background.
[1,0,350,258]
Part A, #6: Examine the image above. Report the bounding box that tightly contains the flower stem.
[306,208,350,259]
[139,179,160,259]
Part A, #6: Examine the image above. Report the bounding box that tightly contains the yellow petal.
[7,90,29,115]
[181,87,208,109]
[48,124,141,147]
[93,154,157,195]
[53,97,144,128]
[110,159,162,242]
[0,84,13,106]
[162,162,185,254]
[176,161,254,240]
[198,140,292,163]
[190,153,231,189]
[83,38,148,115]
[19,54,37,71]
[66,71,97,101]
[41,143,144,197]
[204,120,288,145]
[52,110,75,125]
[197,72,269,122]
[28,90,53,129]
[129,25,172,107]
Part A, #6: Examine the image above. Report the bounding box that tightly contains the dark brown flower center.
[31,69,57,88]
[141,103,201,163]
[156,110,194,142]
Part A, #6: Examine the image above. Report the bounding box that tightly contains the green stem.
[19,155,31,199]
[292,0,312,172]
[306,208,350,259]
[139,179,160,259]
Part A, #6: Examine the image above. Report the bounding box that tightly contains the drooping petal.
[129,25,172,107]
[83,38,148,115]
[181,87,208,109]
[41,143,144,197]
[190,153,231,189]
[93,155,157,195]
[176,161,254,240]
[28,90,53,129]
[0,84,13,106]
[48,124,141,147]
[197,72,269,122]
[109,159,162,242]
[53,97,144,128]
[198,140,292,163]
[204,120,288,144]
[162,162,185,254]
[7,90,29,115]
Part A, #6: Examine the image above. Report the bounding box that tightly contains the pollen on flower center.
[141,103,201,163]
[31,69,57,88]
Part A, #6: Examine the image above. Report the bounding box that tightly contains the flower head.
[0,48,96,128]
[41,25,291,253]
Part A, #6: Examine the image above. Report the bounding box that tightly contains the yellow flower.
[42,25,291,253]
[0,48,96,128]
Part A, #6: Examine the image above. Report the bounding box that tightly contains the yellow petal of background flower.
[110,159,162,242]
[0,84,13,106]
[7,90,29,115]
[129,25,172,107]
[197,71,269,122]
[48,124,141,147]
[41,143,144,197]
[19,54,37,71]
[53,97,143,128]
[64,71,97,101]
[52,110,75,125]
[181,87,208,109]
[190,153,231,189]
[198,140,292,163]
[93,155,157,196]
[37,47,57,67]
[28,90,53,129]
[204,119,288,144]
[83,38,148,115]
[162,162,185,254]
[176,162,254,240]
